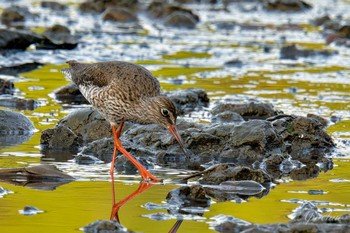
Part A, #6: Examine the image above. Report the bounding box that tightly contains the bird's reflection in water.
[109,174,183,233]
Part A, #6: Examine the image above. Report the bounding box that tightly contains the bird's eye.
[161,108,169,117]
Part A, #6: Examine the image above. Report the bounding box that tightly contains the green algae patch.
[327,120,350,136]
[162,51,212,60]
[250,66,349,75]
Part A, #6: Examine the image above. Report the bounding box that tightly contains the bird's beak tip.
[166,124,189,156]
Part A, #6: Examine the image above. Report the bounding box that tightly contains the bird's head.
[147,96,188,155]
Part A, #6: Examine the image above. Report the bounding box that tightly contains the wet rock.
[164,12,198,29]
[40,1,67,11]
[199,164,271,185]
[0,62,43,76]
[0,78,14,95]
[54,83,89,105]
[83,220,135,233]
[40,125,80,150]
[57,108,112,143]
[0,29,41,51]
[224,59,243,67]
[0,109,35,134]
[263,0,312,12]
[280,44,336,60]
[270,115,334,164]
[310,15,332,27]
[0,110,35,148]
[147,1,199,28]
[213,202,350,232]
[0,164,74,190]
[0,95,38,110]
[0,186,13,198]
[102,7,138,23]
[37,24,79,50]
[165,88,209,115]
[211,101,279,120]
[79,0,138,14]
[289,164,320,180]
[19,206,44,216]
[336,25,350,39]
[204,180,267,201]
[166,185,211,214]
[1,6,28,27]
[211,111,244,124]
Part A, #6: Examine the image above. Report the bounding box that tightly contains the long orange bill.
[167,124,189,156]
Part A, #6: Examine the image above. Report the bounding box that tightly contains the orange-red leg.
[110,122,161,182]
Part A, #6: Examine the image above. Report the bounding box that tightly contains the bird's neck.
[128,97,158,125]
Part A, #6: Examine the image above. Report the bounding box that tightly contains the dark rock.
[0,164,74,190]
[37,24,79,50]
[79,0,138,14]
[224,59,243,67]
[264,0,312,12]
[0,29,42,51]
[0,109,35,133]
[147,1,199,26]
[280,44,336,60]
[0,95,38,110]
[57,108,112,143]
[40,125,80,150]
[0,109,35,148]
[83,220,135,233]
[0,79,14,95]
[166,185,211,212]
[270,115,334,164]
[0,62,43,76]
[214,202,350,233]
[310,15,332,27]
[337,25,350,39]
[199,164,270,185]
[19,206,44,216]
[204,180,267,201]
[211,111,244,124]
[289,164,320,180]
[102,7,138,22]
[1,6,28,27]
[165,88,209,115]
[211,101,279,120]
[41,1,67,11]
[164,12,198,29]
[54,83,89,104]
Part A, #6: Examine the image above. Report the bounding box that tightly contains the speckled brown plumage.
[62,60,187,182]
[63,60,176,126]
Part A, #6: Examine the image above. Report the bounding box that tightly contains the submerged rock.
[102,7,138,23]
[147,1,199,28]
[263,0,312,12]
[83,220,135,233]
[79,0,138,14]
[0,109,35,134]
[19,206,44,216]
[0,29,41,51]
[213,201,350,232]
[0,95,38,110]
[0,6,29,27]
[0,78,14,95]
[37,24,79,50]
[0,62,43,76]
[280,44,336,59]
[40,1,67,11]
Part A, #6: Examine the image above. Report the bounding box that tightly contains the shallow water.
[1,0,350,232]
